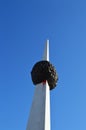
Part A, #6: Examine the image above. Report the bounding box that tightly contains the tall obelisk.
[26,40,58,130]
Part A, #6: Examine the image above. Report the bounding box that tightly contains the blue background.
[0,0,86,130]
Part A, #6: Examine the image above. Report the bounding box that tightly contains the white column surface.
[26,82,50,130]
[43,40,49,61]
[44,82,50,130]
[26,40,50,130]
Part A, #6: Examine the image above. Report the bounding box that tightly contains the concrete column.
[26,82,50,130]
[26,40,50,130]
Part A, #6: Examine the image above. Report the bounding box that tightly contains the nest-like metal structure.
[31,60,58,90]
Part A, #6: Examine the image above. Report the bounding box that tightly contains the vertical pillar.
[26,40,50,130]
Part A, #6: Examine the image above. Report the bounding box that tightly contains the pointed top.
[43,40,49,61]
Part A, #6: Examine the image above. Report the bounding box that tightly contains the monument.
[26,40,58,130]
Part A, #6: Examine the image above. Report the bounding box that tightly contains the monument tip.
[31,40,58,90]
[43,40,49,61]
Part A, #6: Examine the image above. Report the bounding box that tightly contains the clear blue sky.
[0,0,86,130]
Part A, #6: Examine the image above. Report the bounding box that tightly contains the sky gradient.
[0,0,86,130]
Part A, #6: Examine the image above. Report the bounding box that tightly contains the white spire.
[26,40,50,130]
[43,39,49,61]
